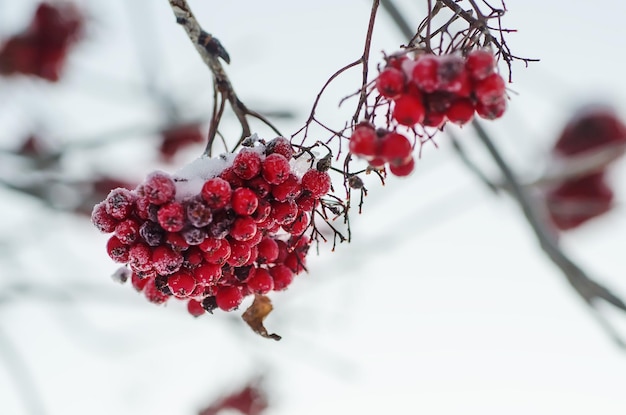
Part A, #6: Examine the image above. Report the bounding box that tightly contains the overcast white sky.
[2,1,626,414]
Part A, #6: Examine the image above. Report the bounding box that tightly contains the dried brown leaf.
[242,295,281,341]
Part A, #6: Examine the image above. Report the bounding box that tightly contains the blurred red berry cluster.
[159,124,205,163]
[92,137,332,316]
[546,107,626,230]
[0,2,83,81]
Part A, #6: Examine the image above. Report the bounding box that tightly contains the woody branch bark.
[167,0,280,154]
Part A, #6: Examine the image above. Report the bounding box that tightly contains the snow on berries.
[349,50,507,177]
[92,136,330,316]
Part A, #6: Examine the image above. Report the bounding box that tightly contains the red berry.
[247,176,272,198]
[546,172,614,230]
[167,271,196,298]
[282,211,310,235]
[233,149,262,180]
[474,73,506,105]
[262,153,291,185]
[296,193,318,212]
[466,50,496,81]
[201,177,232,209]
[157,202,185,232]
[151,246,183,276]
[219,167,245,188]
[91,202,118,233]
[349,123,379,158]
[412,55,439,93]
[256,237,279,264]
[230,216,258,242]
[301,169,331,198]
[187,299,206,317]
[389,157,415,177]
[128,243,152,272]
[380,132,412,165]
[284,251,307,274]
[376,67,406,99]
[143,172,176,205]
[271,200,298,225]
[107,236,130,263]
[265,137,294,160]
[105,188,136,220]
[203,238,231,265]
[185,196,213,227]
[393,94,425,126]
[144,279,170,304]
[271,174,301,202]
[114,219,140,245]
[184,246,204,268]
[198,237,221,252]
[215,286,244,311]
[131,272,149,292]
[251,198,272,223]
[247,268,274,294]
[446,98,475,125]
[232,187,259,216]
[437,55,471,96]
[227,240,252,267]
[553,108,626,156]
[270,265,295,291]
[422,110,447,128]
[195,263,222,285]
[165,232,190,251]
[475,97,506,120]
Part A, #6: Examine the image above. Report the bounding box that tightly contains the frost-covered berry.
[271,200,298,225]
[282,211,310,235]
[203,238,231,265]
[114,219,140,245]
[142,172,176,205]
[230,216,258,242]
[167,270,196,298]
[181,226,207,245]
[151,246,183,276]
[412,55,439,93]
[139,221,164,246]
[216,286,244,311]
[227,240,252,267]
[128,243,152,272]
[157,202,185,232]
[107,236,130,263]
[144,278,169,304]
[474,73,506,105]
[376,67,406,99]
[91,202,118,233]
[232,149,262,180]
[185,196,213,227]
[466,49,496,81]
[232,187,259,216]
[475,97,506,120]
[262,153,291,185]
[105,188,135,220]
[201,177,232,209]
[265,136,294,160]
[194,263,222,285]
[271,174,301,202]
[301,169,331,198]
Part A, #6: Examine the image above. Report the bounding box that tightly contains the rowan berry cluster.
[91,136,332,316]
[376,50,507,127]
[348,50,507,177]
[0,2,83,82]
[546,108,626,230]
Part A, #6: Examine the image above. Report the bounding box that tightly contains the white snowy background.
[1,0,626,414]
